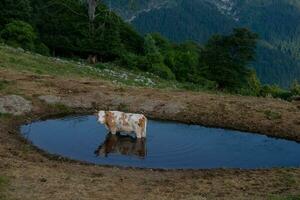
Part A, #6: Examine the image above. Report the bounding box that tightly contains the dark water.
[20,115,300,169]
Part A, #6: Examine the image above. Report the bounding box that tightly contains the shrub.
[264,110,281,120]
[150,64,175,80]
[189,76,217,90]
[94,63,106,70]
[117,51,140,70]
[239,72,261,96]
[260,85,292,100]
[0,20,37,51]
[290,80,300,96]
[34,42,50,56]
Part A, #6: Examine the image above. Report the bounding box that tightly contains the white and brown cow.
[97,111,147,138]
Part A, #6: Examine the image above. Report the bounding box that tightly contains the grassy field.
[0,45,208,91]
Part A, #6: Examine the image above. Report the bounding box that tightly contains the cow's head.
[98,111,106,124]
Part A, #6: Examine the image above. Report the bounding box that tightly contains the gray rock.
[39,95,61,104]
[0,95,32,115]
[39,95,92,109]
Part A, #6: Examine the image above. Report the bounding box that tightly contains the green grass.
[0,45,210,91]
[45,103,73,114]
[0,113,12,119]
[0,176,8,200]
[264,110,282,120]
[0,80,9,91]
[0,80,21,95]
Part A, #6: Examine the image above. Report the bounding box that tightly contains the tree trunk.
[86,0,99,63]
[87,0,98,22]
[87,54,98,64]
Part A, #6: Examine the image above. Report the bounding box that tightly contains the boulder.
[0,95,32,115]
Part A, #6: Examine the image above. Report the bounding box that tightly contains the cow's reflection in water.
[95,133,147,159]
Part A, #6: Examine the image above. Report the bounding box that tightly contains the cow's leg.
[142,128,146,138]
[110,128,117,135]
[135,129,142,139]
[141,118,147,138]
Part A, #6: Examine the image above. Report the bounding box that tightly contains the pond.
[20,115,300,169]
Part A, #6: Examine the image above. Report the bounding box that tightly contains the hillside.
[105,0,300,87]
[0,45,193,90]
[1,41,300,200]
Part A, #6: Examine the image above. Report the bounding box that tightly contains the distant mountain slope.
[105,0,300,87]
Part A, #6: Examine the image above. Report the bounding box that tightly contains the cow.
[97,111,147,138]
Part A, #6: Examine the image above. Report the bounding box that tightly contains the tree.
[201,28,258,91]
[34,0,143,62]
[0,0,32,30]
[172,42,200,82]
[87,0,98,22]
[144,34,175,79]
[144,34,164,66]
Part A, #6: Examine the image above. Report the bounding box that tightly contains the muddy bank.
[1,69,300,142]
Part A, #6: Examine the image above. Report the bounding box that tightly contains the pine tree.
[201,28,258,91]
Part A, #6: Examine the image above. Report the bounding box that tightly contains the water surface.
[20,115,300,169]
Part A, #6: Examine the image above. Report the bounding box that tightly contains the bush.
[260,85,292,100]
[290,80,300,96]
[94,63,106,70]
[0,20,37,51]
[238,70,261,96]
[34,42,50,56]
[189,76,217,90]
[150,64,176,80]
[264,110,282,120]
[117,52,140,70]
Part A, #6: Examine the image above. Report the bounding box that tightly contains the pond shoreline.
[1,69,300,199]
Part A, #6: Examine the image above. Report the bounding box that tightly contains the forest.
[126,0,300,88]
[0,0,300,99]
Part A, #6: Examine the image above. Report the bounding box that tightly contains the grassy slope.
[0,45,205,91]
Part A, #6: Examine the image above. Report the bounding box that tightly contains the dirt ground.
[1,68,300,200]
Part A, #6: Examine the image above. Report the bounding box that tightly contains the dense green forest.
[1,0,300,99]
[107,0,300,88]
